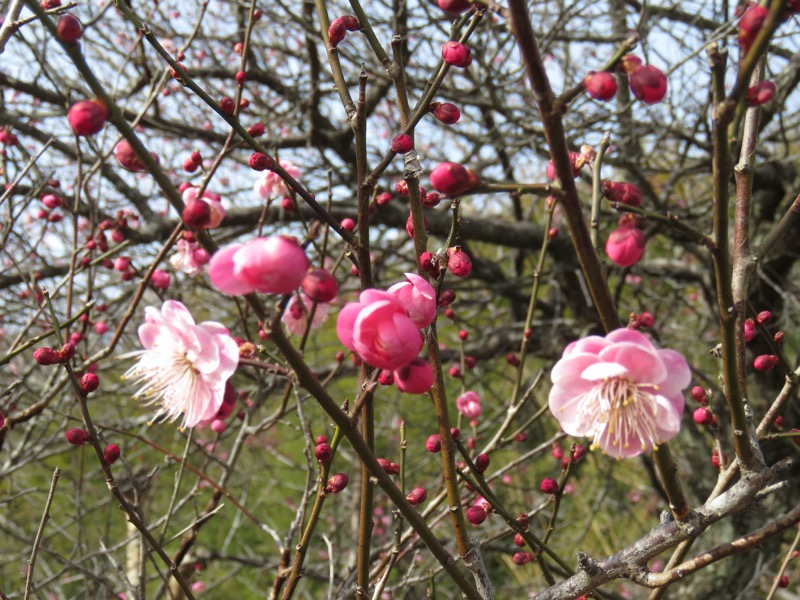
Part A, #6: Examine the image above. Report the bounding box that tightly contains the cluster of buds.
[328,15,361,48]
[441,41,472,68]
[627,311,654,329]
[34,343,76,366]
[183,149,203,173]
[617,55,668,105]
[377,458,400,475]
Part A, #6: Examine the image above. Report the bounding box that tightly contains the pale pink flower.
[282,293,330,335]
[387,273,437,328]
[182,186,225,229]
[208,236,309,296]
[169,238,211,276]
[253,159,301,199]
[548,328,690,458]
[336,289,424,370]
[121,300,239,429]
[456,390,482,419]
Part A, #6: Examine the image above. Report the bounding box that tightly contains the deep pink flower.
[253,159,301,199]
[456,390,482,419]
[121,300,239,429]
[170,238,211,276]
[548,328,690,458]
[182,187,225,229]
[208,236,309,296]
[387,273,437,328]
[394,358,434,394]
[336,289,424,370]
[606,224,645,267]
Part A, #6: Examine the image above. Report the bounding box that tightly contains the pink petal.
[656,349,691,396]
[581,361,629,381]
[598,343,666,384]
[209,244,253,295]
[336,302,363,352]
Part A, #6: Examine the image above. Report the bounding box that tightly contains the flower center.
[583,377,660,454]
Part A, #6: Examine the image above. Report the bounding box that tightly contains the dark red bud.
[474,453,490,473]
[34,347,61,365]
[325,472,349,493]
[66,428,91,446]
[79,373,100,395]
[103,444,120,464]
[425,434,442,453]
[406,487,427,505]
[466,505,487,525]
[315,443,333,463]
[539,477,559,494]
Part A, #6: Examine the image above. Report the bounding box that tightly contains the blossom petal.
[209,244,254,296]
[598,343,666,384]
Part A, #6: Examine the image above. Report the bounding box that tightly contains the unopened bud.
[249,152,272,171]
[325,472,349,493]
[513,552,533,565]
[425,434,442,453]
[691,386,709,405]
[315,443,333,463]
[103,444,120,464]
[79,373,100,395]
[406,487,427,505]
[466,505,487,525]
[754,354,779,372]
[65,427,91,446]
[756,310,773,325]
[474,453,490,473]
[692,407,715,426]
[34,347,61,366]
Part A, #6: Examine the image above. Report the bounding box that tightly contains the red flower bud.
[447,248,472,277]
[406,487,427,505]
[572,445,586,463]
[506,353,520,367]
[425,434,442,453]
[325,472,349,493]
[438,288,456,307]
[744,318,757,342]
[450,426,460,439]
[474,453,490,473]
[442,41,472,67]
[419,251,440,278]
[692,407,715,426]
[513,533,526,547]
[583,71,617,100]
[756,310,773,325]
[606,224,645,267]
[219,96,236,115]
[691,386,709,405]
[437,0,472,13]
[430,161,470,196]
[517,512,529,530]
[235,70,247,85]
[429,102,461,124]
[328,18,347,47]
[301,269,339,303]
[539,477,559,494]
[80,373,100,395]
[67,99,108,136]
[628,65,668,105]
[247,122,265,137]
[377,370,395,385]
[774,331,785,344]
[754,354,779,372]
[315,442,333,463]
[515,432,528,442]
[66,428,91,446]
[249,152,272,171]
[182,198,212,230]
[34,347,61,365]
[746,81,776,106]
[57,14,83,43]
[602,180,643,207]
[466,505,487,525]
[391,133,413,153]
[711,448,721,469]
[619,54,643,75]
[512,552,533,565]
[739,5,768,56]
[340,15,361,31]
[377,458,400,475]
[103,444,120,464]
[422,192,441,208]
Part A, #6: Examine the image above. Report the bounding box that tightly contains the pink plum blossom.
[456,390,482,419]
[254,159,301,199]
[169,238,211,276]
[606,223,645,267]
[121,300,239,429]
[548,328,690,458]
[182,186,225,229]
[387,273,437,328]
[282,293,330,335]
[208,236,309,296]
[336,289,424,370]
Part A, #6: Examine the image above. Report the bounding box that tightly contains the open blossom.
[182,186,225,229]
[337,289,424,370]
[121,300,239,429]
[548,328,690,458]
[254,159,301,200]
[456,390,482,419]
[169,238,210,276]
[387,273,436,328]
[282,293,330,335]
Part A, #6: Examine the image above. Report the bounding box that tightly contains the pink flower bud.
[340,217,356,231]
[756,310,772,325]
[391,133,413,153]
[57,14,83,42]
[325,472,349,493]
[235,70,247,85]
[437,0,472,12]
[34,347,61,365]
[340,15,361,31]
[754,354,779,372]
[94,321,108,335]
[406,487,427,505]
[151,269,171,290]
[429,102,461,124]
[441,41,472,67]
[711,448,721,468]
[474,454,490,473]
[506,353,520,367]
[394,358,434,394]
[328,18,347,47]
[450,426,461,439]
[619,54,643,75]
[466,505,487,525]
[103,444,120,464]
[513,533,526,547]
[739,5,768,56]
[315,442,333,463]
[746,81,776,106]
[422,191,441,208]
[426,434,442,453]
[79,372,100,395]
[629,65,668,105]
[513,552,533,565]
[583,71,617,100]
[430,161,470,196]
[456,391,482,419]
[447,248,472,277]
[638,311,654,328]
[744,318,757,342]
[775,331,785,344]
[68,99,108,136]
[378,190,394,204]
[247,122,265,137]
[377,458,400,475]
[438,289,456,306]
[219,96,236,115]
[66,428,91,446]
[539,477,559,494]
[448,365,462,378]
[41,0,61,8]
[692,407,714,426]
[249,152,272,171]
[301,269,339,303]
[602,180,643,207]
[605,224,645,267]
[41,194,63,209]
[182,198,212,230]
